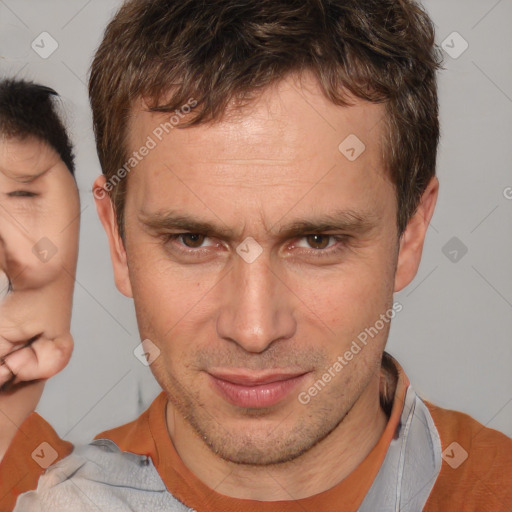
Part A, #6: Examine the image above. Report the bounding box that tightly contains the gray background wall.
[0,0,510,444]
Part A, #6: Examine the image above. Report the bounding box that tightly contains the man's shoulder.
[425,400,512,459]
[423,400,512,511]
[93,391,167,459]
[11,393,192,511]
[14,440,190,511]
[0,412,74,511]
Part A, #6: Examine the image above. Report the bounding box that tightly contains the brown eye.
[180,233,206,248]
[306,234,331,249]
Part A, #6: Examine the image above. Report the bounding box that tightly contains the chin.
[193,413,338,467]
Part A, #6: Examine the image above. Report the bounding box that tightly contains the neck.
[166,372,390,500]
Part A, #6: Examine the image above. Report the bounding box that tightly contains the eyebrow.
[1,167,50,184]
[276,210,379,238]
[138,208,379,240]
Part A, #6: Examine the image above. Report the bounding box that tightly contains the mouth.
[208,369,308,408]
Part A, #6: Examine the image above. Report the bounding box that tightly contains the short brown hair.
[89,0,441,238]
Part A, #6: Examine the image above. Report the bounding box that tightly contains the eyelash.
[163,234,221,259]
[7,191,39,198]
[163,233,350,258]
[295,235,349,258]
[0,278,13,296]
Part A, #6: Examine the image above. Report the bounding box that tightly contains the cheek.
[0,213,59,289]
[128,248,215,341]
[292,254,395,339]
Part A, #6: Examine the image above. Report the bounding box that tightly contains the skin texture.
[0,136,79,459]
[95,72,438,501]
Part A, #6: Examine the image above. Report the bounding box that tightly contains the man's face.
[106,75,410,464]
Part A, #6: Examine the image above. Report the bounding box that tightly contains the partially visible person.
[0,79,79,463]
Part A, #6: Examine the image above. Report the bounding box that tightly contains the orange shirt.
[1,357,511,511]
[424,403,512,511]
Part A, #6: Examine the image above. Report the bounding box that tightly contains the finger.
[0,283,73,345]
[1,334,73,384]
[0,359,15,388]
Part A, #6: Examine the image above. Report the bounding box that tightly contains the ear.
[93,176,133,298]
[394,177,439,292]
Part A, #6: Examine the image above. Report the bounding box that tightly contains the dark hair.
[0,79,75,175]
[90,0,441,238]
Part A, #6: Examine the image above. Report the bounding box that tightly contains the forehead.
[0,136,60,183]
[130,74,385,163]
[123,73,393,228]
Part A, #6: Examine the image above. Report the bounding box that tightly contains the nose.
[0,212,50,291]
[0,215,29,285]
[216,250,297,353]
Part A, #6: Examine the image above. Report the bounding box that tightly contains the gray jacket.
[15,385,442,511]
